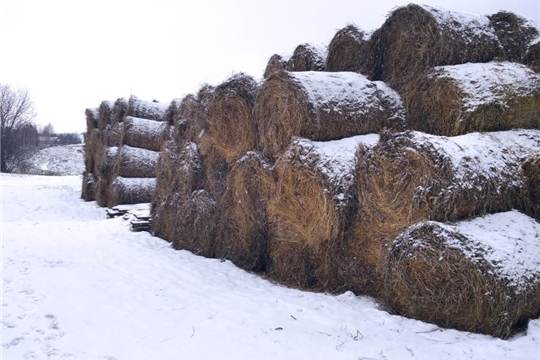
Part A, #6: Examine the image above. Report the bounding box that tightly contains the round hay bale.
[85,107,99,133]
[124,95,168,122]
[110,98,128,127]
[215,151,275,272]
[107,177,156,207]
[172,189,218,258]
[255,70,406,159]
[122,116,168,152]
[523,42,540,72]
[366,4,502,92]
[81,171,96,201]
[386,211,540,339]
[267,135,379,290]
[408,62,540,136]
[84,128,101,173]
[113,145,159,178]
[94,146,119,207]
[489,11,539,62]
[523,158,540,220]
[347,129,540,296]
[206,73,259,163]
[176,85,215,143]
[288,43,327,72]
[165,98,182,126]
[325,24,369,73]
[263,54,291,79]
[97,100,115,131]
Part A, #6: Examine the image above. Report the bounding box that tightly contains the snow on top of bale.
[113,176,156,191]
[399,210,540,292]
[125,116,167,136]
[432,62,540,112]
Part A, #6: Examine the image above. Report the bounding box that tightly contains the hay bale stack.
[176,85,215,142]
[386,211,540,339]
[367,4,502,92]
[206,73,259,163]
[408,62,540,136]
[215,151,274,272]
[523,158,540,220]
[288,43,327,72]
[110,98,128,127]
[124,95,168,122]
[267,135,379,290]
[113,145,159,179]
[263,54,291,79]
[348,129,540,296]
[97,100,115,131]
[107,177,156,206]
[81,171,96,201]
[165,98,182,126]
[122,116,168,152]
[325,24,369,73]
[172,189,218,258]
[84,128,101,173]
[95,146,119,207]
[255,70,405,159]
[85,107,99,133]
[489,11,539,62]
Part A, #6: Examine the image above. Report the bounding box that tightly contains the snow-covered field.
[11,145,85,176]
[1,174,539,360]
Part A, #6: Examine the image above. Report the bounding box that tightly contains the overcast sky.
[1,0,538,133]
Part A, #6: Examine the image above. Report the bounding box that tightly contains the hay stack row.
[82,96,169,207]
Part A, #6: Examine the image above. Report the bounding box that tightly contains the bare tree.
[1,84,37,172]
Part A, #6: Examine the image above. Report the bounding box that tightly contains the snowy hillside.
[2,173,539,360]
[11,144,84,176]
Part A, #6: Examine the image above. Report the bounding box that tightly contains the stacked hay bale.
[81,107,99,201]
[325,24,370,73]
[347,129,540,297]
[263,43,327,78]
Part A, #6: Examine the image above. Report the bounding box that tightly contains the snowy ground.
[10,144,84,176]
[1,174,539,360]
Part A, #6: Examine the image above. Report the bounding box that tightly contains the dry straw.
[81,171,96,201]
[263,54,290,79]
[113,145,159,179]
[85,108,99,133]
[215,151,274,272]
[107,177,156,206]
[524,158,540,220]
[255,70,405,159]
[325,24,369,73]
[122,116,168,152]
[288,43,327,72]
[206,73,259,163]
[407,62,540,136]
[110,98,128,127]
[347,130,540,296]
[488,11,539,62]
[97,100,115,131]
[386,217,540,339]
[524,43,540,72]
[94,146,119,207]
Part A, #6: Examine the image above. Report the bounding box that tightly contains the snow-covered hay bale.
[113,145,159,178]
[110,98,128,127]
[85,107,99,133]
[408,62,540,136]
[81,171,96,201]
[215,151,274,272]
[523,158,540,219]
[267,135,379,290]
[165,98,182,126]
[325,25,369,73]
[524,42,540,72]
[349,130,540,296]
[97,100,114,131]
[367,4,502,91]
[122,116,168,152]
[288,43,327,72]
[255,71,405,159]
[124,96,168,122]
[107,177,156,206]
[176,85,215,143]
[172,189,218,258]
[386,211,540,339]
[263,54,290,79]
[489,11,539,62]
[206,73,259,163]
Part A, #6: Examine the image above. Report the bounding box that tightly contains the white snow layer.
[2,174,539,360]
[120,145,159,166]
[126,116,167,136]
[432,62,540,112]
[403,211,540,292]
[10,144,85,176]
[114,176,156,191]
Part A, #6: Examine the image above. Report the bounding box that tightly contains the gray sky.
[1,0,538,133]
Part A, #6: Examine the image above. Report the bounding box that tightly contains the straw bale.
[206,73,259,163]
[263,54,291,79]
[407,62,540,136]
[255,70,406,159]
[267,135,379,290]
[347,129,540,296]
[84,128,101,173]
[176,85,215,143]
[172,189,218,258]
[215,151,275,272]
[107,177,156,206]
[288,43,327,72]
[110,98,128,127]
[94,146,119,207]
[386,211,540,339]
[81,171,96,201]
[113,145,159,178]
[85,107,99,133]
[523,158,540,220]
[122,116,168,152]
[124,95,168,122]
[524,42,540,72]
[97,100,115,131]
[165,98,182,126]
[325,24,369,73]
[366,4,502,92]
[489,11,540,62]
